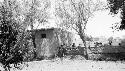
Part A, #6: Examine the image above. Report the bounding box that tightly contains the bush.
[0,4,29,71]
[0,23,24,70]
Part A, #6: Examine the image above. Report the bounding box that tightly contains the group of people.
[56,45,67,58]
[56,43,78,58]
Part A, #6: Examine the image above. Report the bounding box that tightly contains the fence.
[88,46,125,60]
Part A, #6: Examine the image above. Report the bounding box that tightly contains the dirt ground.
[5,56,125,71]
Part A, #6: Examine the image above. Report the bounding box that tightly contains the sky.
[86,9,124,38]
[84,0,125,39]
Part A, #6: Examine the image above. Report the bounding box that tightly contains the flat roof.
[27,27,55,32]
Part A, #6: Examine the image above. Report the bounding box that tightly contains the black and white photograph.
[0,0,125,71]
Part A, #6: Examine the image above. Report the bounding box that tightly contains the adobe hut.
[31,28,73,58]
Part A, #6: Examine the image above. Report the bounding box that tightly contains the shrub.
[0,4,29,71]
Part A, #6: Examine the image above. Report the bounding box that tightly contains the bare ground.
[7,56,125,71]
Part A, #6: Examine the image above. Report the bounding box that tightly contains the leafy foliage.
[0,1,30,71]
[55,0,106,59]
[108,0,125,30]
[0,0,51,70]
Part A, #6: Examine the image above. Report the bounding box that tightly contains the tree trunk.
[32,34,37,58]
[30,18,37,59]
[78,21,89,60]
[79,33,88,60]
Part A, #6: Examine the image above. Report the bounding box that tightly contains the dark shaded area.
[93,53,125,61]
[56,46,67,58]
[89,45,125,61]
[0,4,26,71]
[55,44,86,60]
[108,0,125,30]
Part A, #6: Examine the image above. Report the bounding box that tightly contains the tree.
[21,0,50,59]
[108,0,125,30]
[0,0,27,70]
[0,0,50,70]
[55,0,106,59]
